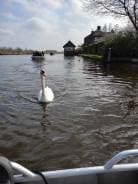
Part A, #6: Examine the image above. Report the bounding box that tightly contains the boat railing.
[1,149,138,183]
[11,162,35,177]
[104,149,138,169]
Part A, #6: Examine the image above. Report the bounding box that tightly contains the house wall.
[84,26,115,46]
[64,47,75,56]
[64,47,75,51]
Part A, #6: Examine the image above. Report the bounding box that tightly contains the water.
[0,54,138,170]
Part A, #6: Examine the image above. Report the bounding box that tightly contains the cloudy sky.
[0,0,126,51]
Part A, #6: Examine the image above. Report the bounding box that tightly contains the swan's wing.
[45,87,54,102]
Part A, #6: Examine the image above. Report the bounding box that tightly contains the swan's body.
[38,86,54,103]
[38,70,54,103]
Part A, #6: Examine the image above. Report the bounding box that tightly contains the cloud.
[62,27,90,47]
[0,0,127,50]
[23,17,51,32]
[1,12,18,20]
[10,0,64,12]
[69,0,88,16]
[46,0,64,9]
[0,28,14,35]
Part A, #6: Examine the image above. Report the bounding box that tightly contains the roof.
[63,41,76,48]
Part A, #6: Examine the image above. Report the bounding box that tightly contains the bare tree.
[83,0,138,34]
[102,24,107,32]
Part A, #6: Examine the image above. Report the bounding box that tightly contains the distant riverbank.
[0,53,32,55]
[0,48,63,55]
[0,47,33,55]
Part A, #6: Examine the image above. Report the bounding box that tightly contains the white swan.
[38,70,54,103]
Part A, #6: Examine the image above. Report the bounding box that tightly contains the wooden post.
[107,48,112,62]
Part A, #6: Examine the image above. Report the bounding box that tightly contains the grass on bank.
[81,54,103,61]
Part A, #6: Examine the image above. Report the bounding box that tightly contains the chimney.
[97,26,101,31]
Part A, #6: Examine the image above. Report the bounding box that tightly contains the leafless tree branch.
[82,0,138,34]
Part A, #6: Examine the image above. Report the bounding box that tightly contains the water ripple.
[0,55,137,170]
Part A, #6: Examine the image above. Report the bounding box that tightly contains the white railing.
[6,149,138,183]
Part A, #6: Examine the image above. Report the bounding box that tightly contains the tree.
[83,0,138,34]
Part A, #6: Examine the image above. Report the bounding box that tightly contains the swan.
[38,70,54,103]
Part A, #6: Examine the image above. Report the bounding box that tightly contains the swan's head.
[40,70,46,77]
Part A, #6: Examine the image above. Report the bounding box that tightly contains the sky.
[0,0,127,51]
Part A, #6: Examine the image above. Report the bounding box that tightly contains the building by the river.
[63,41,76,56]
[84,26,115,46]
[45,50,57,54]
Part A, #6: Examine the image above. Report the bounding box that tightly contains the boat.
[50,52,54,56]
[31,51,45,60]
[1,149,138,184]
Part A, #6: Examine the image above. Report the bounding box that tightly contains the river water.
[0,54,138,171]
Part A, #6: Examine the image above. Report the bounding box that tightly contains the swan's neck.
[41,75,46,93]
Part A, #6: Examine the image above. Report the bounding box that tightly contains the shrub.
[104,32,138,58]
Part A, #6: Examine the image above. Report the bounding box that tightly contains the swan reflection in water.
[123,98,136,118]
[40,103,51,130]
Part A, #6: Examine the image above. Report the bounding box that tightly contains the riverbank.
[0,51,33,55]
[81,54,138,63]
[81,54,103,61]
[82,32,138,63]
[109,57,138,63]
[0,53,32,55]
